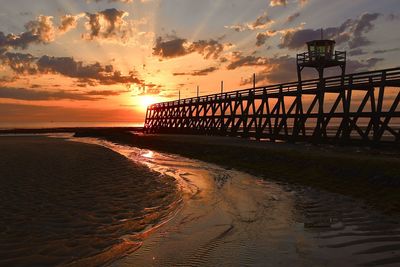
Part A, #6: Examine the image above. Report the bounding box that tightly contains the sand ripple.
[0,136,180,266]
[82,139,400,267]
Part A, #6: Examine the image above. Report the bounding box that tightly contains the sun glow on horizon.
[136,95,161,110]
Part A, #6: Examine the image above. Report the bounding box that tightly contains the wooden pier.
[144,67,400,144]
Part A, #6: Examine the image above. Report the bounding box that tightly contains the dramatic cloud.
[0,51,142,86]
[59,14,84,33]
[0,16,56,50]
[226,52,268,70]
[152,37,187,58]
[24,15,56,43]
[279,13,381,50]
[153,36,225,60]
[225,12,273,32]
[173,66,218,76]
[0,14,83,51]
[84,8,130,41]
[0,52,37,74]
[37,55,141,85]
[243,56,297,85]
[241,55,384,86]
[0,87,100,101]
[188,39,225,59]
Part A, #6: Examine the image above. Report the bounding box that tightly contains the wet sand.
[2,134,400,266]
[74,130,400,214]
[0,136,179,266]
[74,137,400,266]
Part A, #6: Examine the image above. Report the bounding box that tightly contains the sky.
[0,0,399,124]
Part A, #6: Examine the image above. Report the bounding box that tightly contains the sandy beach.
[73,136,400,266]
[74,129,400,214]
[0,136,179,266]
[1,132,400,266]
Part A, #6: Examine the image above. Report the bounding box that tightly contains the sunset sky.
[0,0,399,124]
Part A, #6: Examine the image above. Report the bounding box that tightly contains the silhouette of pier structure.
[145,37,400,144]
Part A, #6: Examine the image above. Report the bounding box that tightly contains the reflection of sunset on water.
[72,137,400,267]
[142,150,154,159]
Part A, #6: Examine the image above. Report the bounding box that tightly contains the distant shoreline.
[0,126,143,134]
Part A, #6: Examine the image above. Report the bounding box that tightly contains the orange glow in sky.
[0,0,398,126]
[136,95,160,111]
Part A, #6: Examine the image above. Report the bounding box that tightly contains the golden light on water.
[142,150,154,159]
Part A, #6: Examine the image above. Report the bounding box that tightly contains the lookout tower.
[296,30,346,83]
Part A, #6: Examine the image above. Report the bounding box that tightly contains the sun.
[137,95,159,110]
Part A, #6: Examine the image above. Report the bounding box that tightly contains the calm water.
[0,121,144,130]
[77,137,400,267]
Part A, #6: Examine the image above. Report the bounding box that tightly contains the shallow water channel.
[75,137,400,267]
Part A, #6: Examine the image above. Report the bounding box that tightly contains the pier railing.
[145,67,400,144]
[297,51,346,65]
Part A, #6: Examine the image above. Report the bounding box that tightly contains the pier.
[144,67,400,144]
[145,36,400,144]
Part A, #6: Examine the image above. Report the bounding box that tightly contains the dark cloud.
[286,12,300,23]
[0,31,40,50]
[279,28,338,49]
[373,48,400,54]
[0,51,142,86]
[173,66,218,76]
[0,52,37,74]
[242,56,298,85]
[24,15,55,43]
[188,39,224,59]
[84,8,129,40]
[0,87,100,101]
[226,52,268,70]
[0,15,57,50]
[37,55,142,86]
[240,55,383,86]
[279,13,380,50]
[153,37,187,58]
[153,36,225,60]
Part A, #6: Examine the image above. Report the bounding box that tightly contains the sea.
[0,121,144,130]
